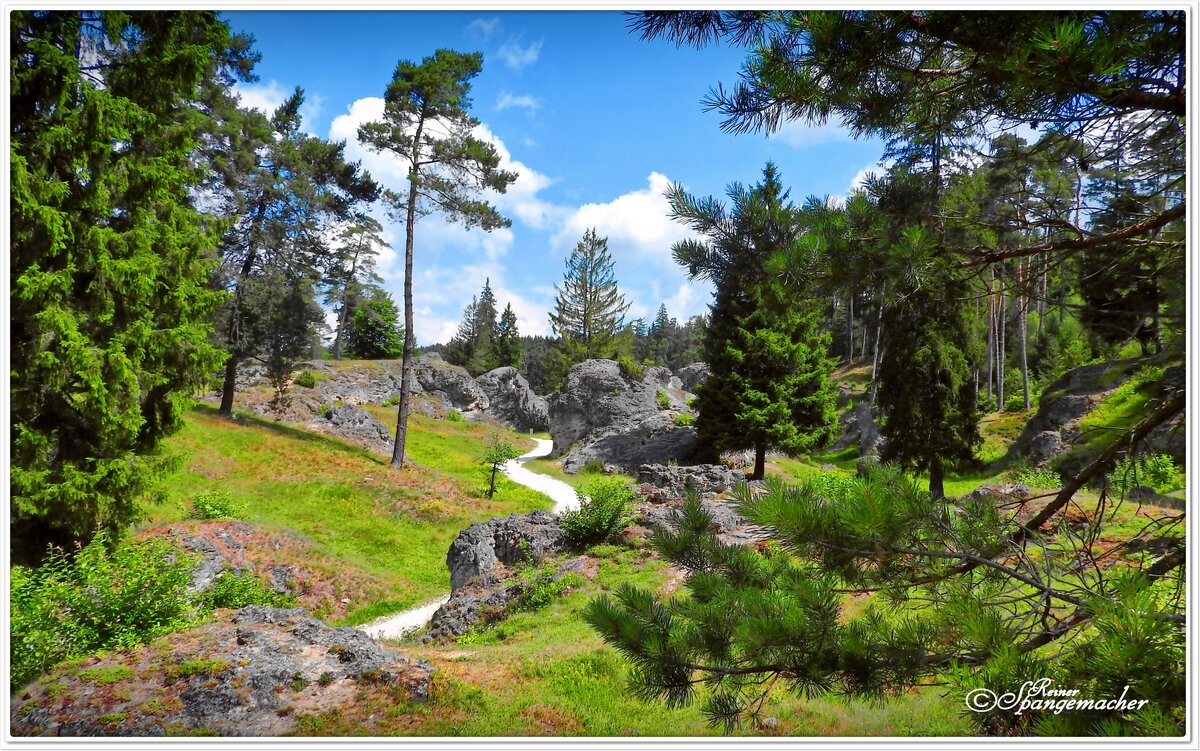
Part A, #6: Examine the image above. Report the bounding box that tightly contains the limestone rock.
[637,463,744,498]
[445,510,564,592]
[475,367,550,432]
[309,403,393,453]
[676,362,710,392]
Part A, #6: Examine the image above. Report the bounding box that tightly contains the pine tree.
[445,296,479,368]
[495,303,523,369]
[212,88,377,414]
[10,11,254,559]
[668,163,838,479]
[326,216,387,359]
[358,49,517,468]
[467,278,501,374]
[548,228,631,363]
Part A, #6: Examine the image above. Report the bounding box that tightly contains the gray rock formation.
[475,367,550,432]
[11,606,431,737]
[1026,430,1063,465]
[637,463,743,498]
[309,403,393,453]
[549,359,696,472]
[676,362,710,392]
[834,401,883,456]
[446,510,564,592]
[422,556,591,642]
[411,353,489,417]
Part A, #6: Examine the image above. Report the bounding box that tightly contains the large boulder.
[309,403,393,453]
[637,463,743,498]
[834,401,883,456]
[411,353,489,416]
[445,510,564,592]
[549,359,696,471]
[676,362,710,392]
[11,606,431,737]
[475,367,550,432]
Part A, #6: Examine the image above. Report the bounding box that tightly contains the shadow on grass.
[190,403,397,468]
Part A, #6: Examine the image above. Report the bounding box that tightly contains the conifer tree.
[668,163,838,479]
[359,49,517,468]
[326,215,388,360]
[495,303,523,369]
[10,11,255,559]
[549,228,631,363]
[345,289,405,360]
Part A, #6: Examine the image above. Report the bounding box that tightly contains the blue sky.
[224,10,887,344]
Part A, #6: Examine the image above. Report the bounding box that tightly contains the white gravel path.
[362,436,578,640]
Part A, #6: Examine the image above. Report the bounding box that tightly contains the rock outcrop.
[11,606,431,737]
[410,353,489,418]
[675,362,710,392]
[637,463,743,498]
[549,359,696,472]
[445,510,564,592]
[309,404,393,453]
[475,367,550,432]
[833,401,883,457]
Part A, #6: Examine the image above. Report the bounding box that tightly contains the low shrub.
[1107,453,1182,495]
[446,410,465,423]
[200,570,297,610]
[515,565,582,610]
[560,478,636,548]
[655,390,670,409]
[581,459,606,475]
[10,532,196,690]
[187,490,246,520]
[804,471,858,501]
[1013,465,1062,488]
[673,412,694,427]
[294,370,318,389]
[617,354,645,381]
[382,394,400,407]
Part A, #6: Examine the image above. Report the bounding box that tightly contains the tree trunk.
[1019,261,1030,411]
[391,118,426,469]
[751,442,766,481]
[219,355,238,414]
[929,457,945,501]
[869,284,885,406]
[985,273,994,403]
[997,264,1006,409]
[846,291,854,364]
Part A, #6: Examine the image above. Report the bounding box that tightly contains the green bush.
[581,459,606,475]
[515,565,582,610]
[294,370,317,389]
[10,532,197,690]
[446,410,465,423]
[1108,453,1182,495]
[673,412,694,427]
[382,394,400,407]
[655,389,670,409]
[560,478,636,548]
[187,490,246,520]
[617,354,645,381]
[804,471,858,501]
[201,570,297,610]
[1013,465,1062,488]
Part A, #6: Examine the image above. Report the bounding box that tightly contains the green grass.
[522,456,634,491]
[145,405,549,622]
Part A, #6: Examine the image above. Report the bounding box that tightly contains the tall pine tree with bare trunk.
[359,49,517,468]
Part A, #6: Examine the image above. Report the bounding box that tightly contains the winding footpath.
[362,438,576,640]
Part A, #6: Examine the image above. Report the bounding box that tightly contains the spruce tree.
[326,215,387,360]
[10,11,254,559]
[669,163,838,479]
[548,228,631,363]
[358,49,517,468]
[467,278,501,374]
[495,303,523,369]
[345,289,405,360]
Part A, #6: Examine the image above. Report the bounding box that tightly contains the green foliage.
[1107,453,1181,495]
[186,490,247,520]
[617,354,646,381]
[549,229,632,363]
[294,370,318,389]
[200,570,297,610]
[9,10,247,558]
[673,412,695,427]
[169,658,229,680]
[1012,466,1062,489]
[515,565,583,611]
[480,437,524,500]
[655,390,670,409]
[446,410,465,423]
[345,289,405,360]
[560,478,637,548]
[78,665,134,685]
[382,394,401,407]
[10,532,197,690]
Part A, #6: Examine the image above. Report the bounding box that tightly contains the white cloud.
[771,119,855,150]
[233,80,323,135]
[497,92,539,112]
[466,17,501,39]
[552,172,693,265]
[498,37,542,70]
